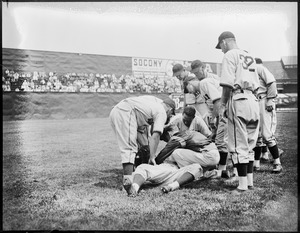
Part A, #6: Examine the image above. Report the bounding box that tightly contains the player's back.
[222,48,260,92]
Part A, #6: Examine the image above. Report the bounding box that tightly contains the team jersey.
[256,64,277,97]
[196,77,222,103]
[125,95,167,134]
[169,114,212,137]
[220,49,260,91]
[206,72,220,82]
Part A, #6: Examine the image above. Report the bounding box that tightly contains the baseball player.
[253,58,283,173]
[127,124,221,197]
[183,76,239,179]
[172,63,212,128]
[109,95,176,195]
[153,122,230,178]
[216,31,260,194]
[169,105,212,139]
[127,161,203,197]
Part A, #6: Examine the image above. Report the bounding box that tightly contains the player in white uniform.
[172,63,211,128]
[127,161,203,197]
[109,95,175,194]
[253,58,283,173]
[169,105,212,138]
[216,31,260,194]
[183,76,239,179]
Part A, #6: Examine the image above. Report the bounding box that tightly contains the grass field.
[2,111,298,231]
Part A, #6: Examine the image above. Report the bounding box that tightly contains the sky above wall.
[2,1,298,62]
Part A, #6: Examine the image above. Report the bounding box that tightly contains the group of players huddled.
[110,31,283,197]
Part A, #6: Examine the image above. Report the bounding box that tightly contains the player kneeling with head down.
[127,126,205,197]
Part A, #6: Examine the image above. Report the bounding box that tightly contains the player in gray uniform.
[183,76,239,179]
[172,63,212,128]
[253,58,283,173]
[216,31,260,194]
[109,95,175,195]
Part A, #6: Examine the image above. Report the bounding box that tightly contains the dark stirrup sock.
[236,163,248,177]
[268,144,280,160]
[219,152,228,166]
[253,147,262,160]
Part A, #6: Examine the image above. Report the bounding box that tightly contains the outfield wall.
[2,92,170,121]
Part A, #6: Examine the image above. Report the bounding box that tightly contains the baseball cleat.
[272,164,283,173]
[253,166,260,171]
[123,176,133,196]
[161,185,172,194]
[221,170,231,179]
[203,169,218,179]
[224,174,238,185]
[248,186,254,190]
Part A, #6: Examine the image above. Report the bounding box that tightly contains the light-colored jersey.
[197,77,222,103]
[220,49,260,91]
[256,64,277,97]
[206,72,220,82]
[169,114,212,137]
[124,95,166,134]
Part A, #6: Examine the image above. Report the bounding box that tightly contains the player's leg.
[161,163,202,193]
[129,163,178,196]
[261,100,282,173]
[110,106,139,194]
[214,117,230,177]
[246,96,260,188]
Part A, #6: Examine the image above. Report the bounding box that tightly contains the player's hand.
[266,105,273,112]
[148,157,157,166]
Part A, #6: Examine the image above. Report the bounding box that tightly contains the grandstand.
[2,48,297,108]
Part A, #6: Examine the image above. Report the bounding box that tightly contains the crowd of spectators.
[2,70,182,94]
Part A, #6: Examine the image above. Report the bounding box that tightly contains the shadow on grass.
[93,168,123,190]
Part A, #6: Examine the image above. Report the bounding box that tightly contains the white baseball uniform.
[109,95,167,164]
[220,49,260,164]
[256,63,278,147]
[133,162,203,187]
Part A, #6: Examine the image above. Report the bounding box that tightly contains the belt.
[232,89,254,95]
[257,93,267,100]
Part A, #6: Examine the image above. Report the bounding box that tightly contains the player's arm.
[149,131,161,165]
[266,81,278,112]
[219,85,232,118]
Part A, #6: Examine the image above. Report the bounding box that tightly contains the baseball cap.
[190,60,204,73]
[215,31,235,49]
[162,97,176,115]
[172,64,184,77]
[255,58,263,64]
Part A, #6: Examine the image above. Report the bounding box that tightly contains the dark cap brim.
[173,71,182,77]
[216,42,221,49]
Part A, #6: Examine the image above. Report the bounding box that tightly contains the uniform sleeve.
[219,53,236,89]
[152,111,167,134]
[260,66,276,85]
[200,79,221,103]
[266,82,278,99]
